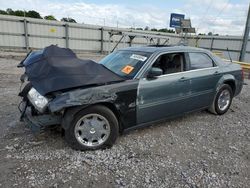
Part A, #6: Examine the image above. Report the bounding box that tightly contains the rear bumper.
[20,102,62,133]
[235,80,244,97]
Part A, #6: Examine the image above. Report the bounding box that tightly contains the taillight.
[241,68,244,80]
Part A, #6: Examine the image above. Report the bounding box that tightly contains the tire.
[209,84,233,115]
[64,105,119,151]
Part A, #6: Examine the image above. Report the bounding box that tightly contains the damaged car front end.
[18,81,62,132]
[18,45,142,150]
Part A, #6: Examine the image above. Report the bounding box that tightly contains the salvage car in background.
[18,45,243,150]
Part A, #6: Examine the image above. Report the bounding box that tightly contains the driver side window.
[152,53,185,75]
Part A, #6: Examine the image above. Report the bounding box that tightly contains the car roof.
[120,45,210,54]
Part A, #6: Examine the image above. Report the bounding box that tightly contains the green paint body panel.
[134,47,243,125]
[137,67,222,124]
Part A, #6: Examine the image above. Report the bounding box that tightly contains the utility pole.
[239,3,250,62]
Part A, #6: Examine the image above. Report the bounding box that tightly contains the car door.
[137,52,192,124]
[185,52,221,110]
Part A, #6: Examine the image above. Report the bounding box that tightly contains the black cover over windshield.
[22,45,124,95]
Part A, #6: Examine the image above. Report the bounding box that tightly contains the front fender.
[48,87,117,113]
[49,80,139,130]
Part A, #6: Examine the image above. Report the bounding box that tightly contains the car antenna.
[227,47,233,63]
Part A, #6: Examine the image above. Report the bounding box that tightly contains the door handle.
[179,77,189,82]
[213,71,220,75]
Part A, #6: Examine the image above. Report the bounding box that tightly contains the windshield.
[99,50,152,79]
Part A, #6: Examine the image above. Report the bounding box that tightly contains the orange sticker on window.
[121,65,134,74]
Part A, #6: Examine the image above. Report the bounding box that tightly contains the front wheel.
[64,105,119,151]
[209,84,233,115]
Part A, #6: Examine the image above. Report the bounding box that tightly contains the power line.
[196,0,214,32]
[194,0,232,45]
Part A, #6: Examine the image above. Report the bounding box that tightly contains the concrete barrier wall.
[0,14,249,62]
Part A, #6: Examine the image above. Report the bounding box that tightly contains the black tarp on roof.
[21,45,124,95]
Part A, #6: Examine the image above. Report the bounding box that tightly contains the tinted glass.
[189,53,214,70]
[100,50,152,79]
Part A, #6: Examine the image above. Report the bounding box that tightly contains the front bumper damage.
[19,101,62,133]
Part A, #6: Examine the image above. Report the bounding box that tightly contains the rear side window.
[189,53,214,70]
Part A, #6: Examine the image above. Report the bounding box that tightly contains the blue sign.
[170,13,185,28]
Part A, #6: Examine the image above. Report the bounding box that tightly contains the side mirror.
[147,67,163,78]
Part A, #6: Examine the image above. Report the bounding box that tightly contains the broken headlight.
[27,87,49,113]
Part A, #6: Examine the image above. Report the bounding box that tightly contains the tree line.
[0,8,77,23]
[134,26,175,33]
[1,8,217,35]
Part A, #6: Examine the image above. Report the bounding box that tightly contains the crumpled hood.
[20,45,125,95]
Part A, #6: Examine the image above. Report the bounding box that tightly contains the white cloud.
[0,0,248,35]
[179,0,248,35]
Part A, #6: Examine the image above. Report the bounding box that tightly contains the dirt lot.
[0,53,249,188]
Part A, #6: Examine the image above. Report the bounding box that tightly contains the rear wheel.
[209,84,233,115]
[64,105,119,150]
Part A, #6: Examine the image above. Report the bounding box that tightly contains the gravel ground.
[0,54,249,188]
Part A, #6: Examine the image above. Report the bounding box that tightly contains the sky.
[0,0,249,36]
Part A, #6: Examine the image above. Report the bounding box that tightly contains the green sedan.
[19,45,244,150]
